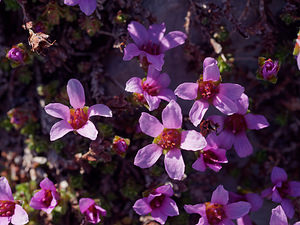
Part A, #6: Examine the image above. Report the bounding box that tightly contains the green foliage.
[25,135,49,153]
[20,122,40,136]
[97,122,114,138]
[70,175,84,189]
[120,178,142,200]
[0,118,13,131]
[3,0,19,11]
[217,56,231,73]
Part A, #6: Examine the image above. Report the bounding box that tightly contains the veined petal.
[127,21,149,47]
[245,114,269,130]
[134,144,163,168]
[211,185,228,205]
[148,23,166,44]
[123,43,142,61]
[79,198,95,213]
[180,130,207,151]
[88,104,112,118]
[270,205,288,225]
[44,103,70,121]
[160,31,187,52]
[225,201,251,219]
[76,120,98,140]
[139,112,164,137]
[218,83,244,100]
[164,149,184,180]
[236,93,249,115]
[67,79,85,109]
[233,133,253,158]
[40,178,56,191]
[79,0,97,16]
[174,82,198,100]
[146,53,165,71]
[133,198,152,215]
[64,0,79,6]
[160,197,179,216]
[271,167,288,184]
[162,100,182,129]
[125,77,143,93]
[50,120,73,141]
[0,177,14,201]
[151,208,168,225]
[11,205,29,225]
[155,184,174,197]
[157,89,176,102]
[213,94,238,115]
[144,93,161,111]
[203,57,220,81]
[189,100,209,127]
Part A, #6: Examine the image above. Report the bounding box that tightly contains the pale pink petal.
[0,217,9,225]
[127,21,149,47]
[144,93,161,111]
[157,89,176,102]
[148,23,166,44]
[184,204,206,216]
[236,93,249,115]
[297,53,300,70]
[160,31,187,52]
[281,199,294,219]
[225,201,251,219]
[146,53,165,71]
[162,100,182,129]
[76,120,98,140]
[271,167,288,184]
[213,94,238,115]
[203,57,220,81]
[134,144,163,168]
[189,100,209,127]
[64,0,79,6]
[233,133,253,157]
[44,103,70,121]
[50,120,73,141]
[157,73,171,87]
[164,149,184,180]
[270,205,288,225]
[180,130,207,151]
[151,208,168,225]
[160,197,179,216]
[88,104,112,118]
[11,204,29,225]
[0,177,14,201]
[40,178,56,191]
[174,82,198,100]
[245,114,269,130]
[211,185,228,205]
[133,198,152,215]
[125,77,143,93]
[215,130,234,150]
[289,181,300,197]
[139,112,164,137]
[79,0,97,16]
[79,198,95,213]
[192,156,206,172]
[123,43,142,61]
[155,184,174,197]
[67,79,85,109]
[196,217,206,225]
[218,83,244,100]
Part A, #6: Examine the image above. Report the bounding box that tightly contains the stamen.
[197,80,219,100]
[0,200,15,217]
[205,202,225,224]
[154,129,181,150]
[68,106,89,129]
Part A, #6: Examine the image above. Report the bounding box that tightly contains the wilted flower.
[45,79,112,141]
[175,57,245,127]
[270,205,300,225]
[184,185,251,225]
[112,136,130,157]
[79,198,106,224]
[125,66,176,111]
[0,177,29,225]
[209,93,269,157]
[64,0,96,16]
[293,30,300,70]
[135,100,207,180]
[29,178,60,214]
[257,57,279,83]
[133,184,179,224]
[123,21,187,71]
[261,166,300,219]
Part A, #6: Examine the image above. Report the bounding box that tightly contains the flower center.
[154,129,181,150]
[141,41,160,55]
[133,93,147,105]
[197,80,219,100]
[199,119,219,137]
[68,107,89,129]
[87,204,98,220]
[150,195,165,209]
[224,114,247,134]
[41,190,53,207]
[0,200,16,217]
[141,81,160,96]
[202,150,220,165]
[205,202,226,224]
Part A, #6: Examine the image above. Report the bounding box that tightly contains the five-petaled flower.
[184,185,251,225]
[79,198,106,224]
[175,57,245,127]
[261,166,300,219]
[0,177,29,225]
[133,184,179,225]
[29,178,60,214]
[123,21,187,71]
[125,65,176,111]
[209,93,269,157]
[64,0,96,16]
[134,100,207,180]
[270,205,300,225]
[45,79,112,141]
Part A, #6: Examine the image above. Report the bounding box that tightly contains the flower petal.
[192,156,206,172]
[233,133,253,158]
[289,181,300,197]
[270,205,288,225]
[127,21,149,47]
[215,130,234,150]
[207,115,225,132]
[157,73,171,88]
[30,190,47,210]
[79,0,97,16]
[125,77,143,93]
[160,197,179,216]
[225,201,251,219]
[189,100,209,127]
[180,130,207,151]
[76,120,98,140]
[271,167,288,184]
[44,103,70,121]
[133,198,152,215]
[184,204,206,216]
[164,149,184,180]
[0,177,14,201]
[155,184,174,197]
[211,185,228,205]
[146,53,165,71]
[148,23,166,44]
[245,114,269,130]
[236,93,249,115]
[213,94,238,115]
[162,100,182,129]
[218,83,244,100]
[157,89,176,102]
[0,217,9,225]
[40,178,56,191]
[123,43,142,61]
[222,218,235,225]
[174,82,198,100]
[160,31,187,52]
[245,193,263,211]
[281,199,294,219]
[11,204,29,225]
[79,198,95,213]
[261,187,272,198]
[134,144,163,168]
[203,57,220,81]
[237,215,252,225]
[151,208,168,225]
[67,79,85,109]
[64,0,79,6]
[88,104,112,118]
[50,120,73,141]
[144,93,161,111]
[139,112,164,137]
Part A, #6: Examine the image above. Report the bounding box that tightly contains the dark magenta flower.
[175,57,245,127]
[209,93,269,157]
[133,184,179,224]
[123,21,187,71]
[270,205,300,225]
[112,136,130,157]
[125,66,176,111]
[29,178,60,214]
[0,177,29,225]
[64,0,96,16]
[6,46,24,63]
[261,167,300,219]
[184,185,251,225]
[257,57,279,83]
[79,198,106,224]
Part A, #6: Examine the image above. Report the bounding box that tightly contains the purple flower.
[261,166,300,219]
[192,133,228,172]
[270,205,300,225]
[79,198,106,224]
[175,57,245,127]
[257,57,279,83]
[29,178,60,214]
[123,21,187,71]
[134,100,207,180]
[64,0,96,16]
[6,46,24,63]
[133,184,179,224]
[0,177,29,225]
[125,66,176,111]
[45,79,112,141]
[209,93,269,157]
[112,136,130,157]
[184,185,251,225]
[293,31,300,70]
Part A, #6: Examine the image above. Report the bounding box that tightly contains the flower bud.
[112,136,130,157]
[6,47,24,63]
[257,57,279,84]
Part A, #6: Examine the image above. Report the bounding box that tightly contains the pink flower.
[192,133,228,173]
[125,65,176,111]
[45,79,112,141]
[29,178,60,214]
[6,46,24,63]
[134,100,207,180]
[123,21,187,71]
[261,167,300,219]
[184,185,251,225]
[0,177,29,225]
[79,198,106,224]
[133,184,179,224]
[270,205,300,225]
[209,93,269,157]
[64,0,96,16]
[175,57,245,127]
